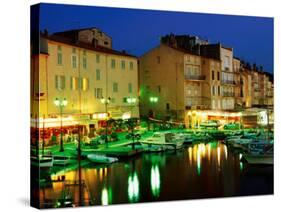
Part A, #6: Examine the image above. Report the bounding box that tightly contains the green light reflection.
[101,186,112,205]
[128,172,139,202]
[150,165,161,197]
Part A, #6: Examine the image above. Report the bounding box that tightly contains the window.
[157,56,160,64]
[217,72,220,80]
[96,54,100,63]
[121,60,125,70]
[212,71,215,80]
[157,85,161,93]
[113,82,118,92]
[224,56,230,68]
[70,77,78,90]
[128,83,132,93]
[72,48,76,54]
[57,46,62,65]
[55,75,65,90]
[96,69,101,80]
[111,59,116,69]
[130,61,134,70]
[82,78,89,91]
[71,55,77,69]
[218,86,220,96]
[212,86,216,95]
[82,56,87,69]
[166,103,170,110]
[212,99,216,109]
[94,88,103,99]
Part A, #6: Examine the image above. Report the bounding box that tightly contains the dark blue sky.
[39,3,274,73]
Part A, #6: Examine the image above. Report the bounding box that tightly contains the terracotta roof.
[42,34,137,59]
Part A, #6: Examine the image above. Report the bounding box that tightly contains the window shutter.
[55,75,58,89]
[61,76,65,89]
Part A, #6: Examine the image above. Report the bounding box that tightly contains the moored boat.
[140,132,184,151]
[53,155,77,166]
[87,154,118,164]
[31,155,54,168]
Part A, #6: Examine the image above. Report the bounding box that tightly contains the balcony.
[185,96,210,109]
[222,92,235,97]
[254,87,261,92]
[221,79,235,85]
[185,74,206,81]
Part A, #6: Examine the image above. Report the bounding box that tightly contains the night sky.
[38,3,274,73]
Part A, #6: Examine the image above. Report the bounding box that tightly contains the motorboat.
[87,154,118,164]
[242,140,273,165]
[31,155,53,168]
[53,155,77,166]
[141,132,184,151]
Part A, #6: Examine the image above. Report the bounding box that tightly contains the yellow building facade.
[31,36,139,135]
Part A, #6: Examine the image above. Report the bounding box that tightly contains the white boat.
[141,132,184,151]
[53,155,77,166]
[31,155,53,168]
[243,154,273,165]
[87,154,118,164]
[243,141,274,165]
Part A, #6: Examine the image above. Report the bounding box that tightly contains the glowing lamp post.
[54,98,68,152]
[126,97,137,118]
[147,96,159,131]
[149,97,159,103]
[101,97,111,147]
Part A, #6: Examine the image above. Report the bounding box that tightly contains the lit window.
[70,77,78,90]
[82,78,89,91]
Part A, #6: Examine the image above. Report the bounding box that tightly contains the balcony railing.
[222,92,235,97]
[185,74,206,81]
[221,80,235,85]
[185,96,210,109]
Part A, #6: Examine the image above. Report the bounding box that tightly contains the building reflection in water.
[150,164,161,197]
[217,146,221,167]
[187,142,227,175]
[128,171,139,202]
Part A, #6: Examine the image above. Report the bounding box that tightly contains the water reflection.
[128,172,139,202]
[150,165,161,197]
[101,186,112,205]
[37,141,272,208]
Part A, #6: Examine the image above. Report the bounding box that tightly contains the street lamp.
[149,97,159,103]
[148,96,159,131]
[126,97,137,117]
[54,97,68,152]
[101,97,111,147]
[126,97,138,149]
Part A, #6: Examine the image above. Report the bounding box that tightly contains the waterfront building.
[139,36,273,128]
[31,29,139,143]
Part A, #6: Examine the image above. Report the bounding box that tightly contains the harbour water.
[37,141,273,208]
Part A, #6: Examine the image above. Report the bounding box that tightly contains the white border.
[0,0,279,211]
